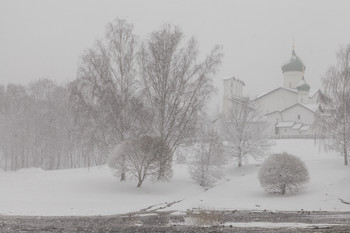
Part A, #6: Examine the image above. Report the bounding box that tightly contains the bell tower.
[223,77,245,118]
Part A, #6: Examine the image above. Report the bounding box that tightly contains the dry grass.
[186,208,223,226]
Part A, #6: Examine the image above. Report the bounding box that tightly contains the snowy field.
[0,139,349,216]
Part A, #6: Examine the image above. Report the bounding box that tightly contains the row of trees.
[0,19,224,177]
[0,80,104,170]
[72,19,223,182]
[1,19,270,184]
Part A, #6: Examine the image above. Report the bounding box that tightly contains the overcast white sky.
[1,0,350,105]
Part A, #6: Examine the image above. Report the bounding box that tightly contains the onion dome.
[296,77,311,92]
[282,49,306,73]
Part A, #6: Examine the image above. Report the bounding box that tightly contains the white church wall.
[223,78,243,100]
[310,90,320,104]
[297,91,310,104]
[264,111,283,136]
[283,71,303,89]
[281,104,314,124]
[255,88,297,115]
[277,127,300,137]
[223,78,244,118]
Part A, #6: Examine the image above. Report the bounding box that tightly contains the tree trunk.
[344,145,348,166]
[238,155,242,167]
[157,148,170,181]
[120,154,126,181]
[157,158,166,181]
[120,172,126,182]
[281,184,286,195]
[137,177,143,188]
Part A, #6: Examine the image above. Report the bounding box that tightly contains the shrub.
[258,152,309,195]
[108,136,169,187]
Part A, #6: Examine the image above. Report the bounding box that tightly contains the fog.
[1,0,350,103]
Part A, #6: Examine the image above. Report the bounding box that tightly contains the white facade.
[253,49,319,138]
[255,88,298,115]
[223,77,245,118]
[222,48,321,138]
[283,71,304,89]
[281,104,315,124]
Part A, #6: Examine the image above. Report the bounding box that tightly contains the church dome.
[282,49,305,73]
[296,77,310,92]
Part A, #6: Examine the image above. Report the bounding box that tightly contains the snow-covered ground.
[0,139,349,216]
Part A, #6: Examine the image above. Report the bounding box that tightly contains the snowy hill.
[0,139,349,216]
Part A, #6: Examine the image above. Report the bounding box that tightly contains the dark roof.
[296,77,311,91]
[282,49,306,73]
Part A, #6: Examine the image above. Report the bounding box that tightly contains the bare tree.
[0,80,97,170]
[220,99,271,167]
[315,44,350,166]
[108,136,169,187]
[138,24,223,180]
[190,119,226,188]
[71,19,150,179]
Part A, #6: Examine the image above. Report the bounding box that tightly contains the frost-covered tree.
[258,153,309,195]
[0,80,97,170]
[71,19,151,180]
[220,99,271,167]
[138,24,223,180]
[315,44,350,166]
[190,120,226,188]
[108,136,169,187]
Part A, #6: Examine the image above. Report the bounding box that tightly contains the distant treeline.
[0,80,106,170]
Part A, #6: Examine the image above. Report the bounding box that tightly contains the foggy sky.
[1,0,350,102]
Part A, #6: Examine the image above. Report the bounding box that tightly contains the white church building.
[223,48,321,138]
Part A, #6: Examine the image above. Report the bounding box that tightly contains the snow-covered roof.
[221,76,235,80]
[300,125,310,131]
[276,121,295,128]
[280,103,316,114]
[265,111,282,116]
[301,103,319,112]
[310,89,320,97]
[222,76,245,85]
[254,87,297,100]
[254,87,320,102]
[292,123,302,129]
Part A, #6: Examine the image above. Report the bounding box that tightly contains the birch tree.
[220,99,271,167]
[138,24,223,180]
[315,44,350,165]
[71,19,149,179]
[0,80,94,170]
[190,120,226,188]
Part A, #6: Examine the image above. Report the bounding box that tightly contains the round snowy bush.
[258,152,309,195]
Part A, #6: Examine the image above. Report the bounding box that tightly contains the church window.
[298,114,301,120]
[289,82,291,88]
